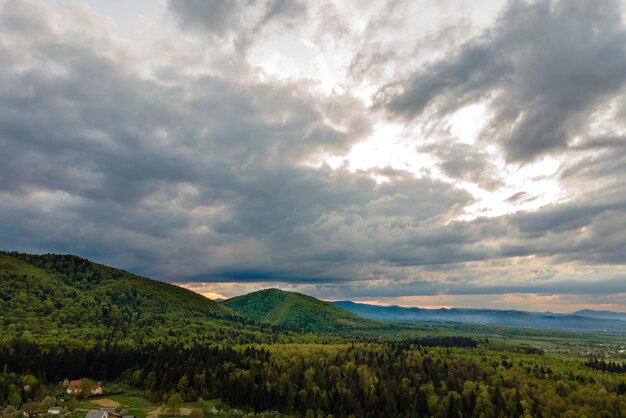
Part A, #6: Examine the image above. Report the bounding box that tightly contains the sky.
[1,0,625,312]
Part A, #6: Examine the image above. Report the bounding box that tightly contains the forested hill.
[223,288,374,332]
[0,252,291,345]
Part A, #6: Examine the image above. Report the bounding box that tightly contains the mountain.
[333,301,626,332]
[223,288,373,332]
[573,309,626,321]
[5,250,623,346]
[0,251,280,344]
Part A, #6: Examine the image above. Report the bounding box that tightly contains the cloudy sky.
[1,0,625,312]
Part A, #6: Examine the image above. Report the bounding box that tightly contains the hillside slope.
[333,301,626,332]
[223,289,373,332]
[0,252,279,345]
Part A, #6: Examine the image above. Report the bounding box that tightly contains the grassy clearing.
[76,399,103,410]
[108,394,155,409]
[73,394,157,418]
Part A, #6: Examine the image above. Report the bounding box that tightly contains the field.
[71,393,290,418]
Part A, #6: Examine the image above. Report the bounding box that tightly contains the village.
[16,379,136,418]
[1,377,226,418]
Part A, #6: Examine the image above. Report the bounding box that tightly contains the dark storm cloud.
[308,274,626,299]
[318,277,626,298]
[0,0,475,279]
[561,137,626,184]
[498,193,626,265]
[0,0,624,303]
[512,201,623,238]
[380,0,626,162]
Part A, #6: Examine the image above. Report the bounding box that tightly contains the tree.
[8,387,22,409]
[41,396,57,410]
[474,390,495,418]
[167,393,183,415]
[144,372,157,391]
[79,378,95,397]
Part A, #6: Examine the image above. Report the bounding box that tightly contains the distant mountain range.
[573,309,626,321]
[331,301,626,332]
[221,289,626,333]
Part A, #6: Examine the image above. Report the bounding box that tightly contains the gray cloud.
[0,0,624,307]
[168,0,307,51]
[420,142,503,190]
[259,0,306,26]
[311,275,626,299]
[168,0,244,36]
[0,0,473,279]
[380,0,626,162]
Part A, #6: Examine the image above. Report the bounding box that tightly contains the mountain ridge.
[332,300,626,332]
[4,250,625,341]
[573,309,626,321]
[0,251,286,344]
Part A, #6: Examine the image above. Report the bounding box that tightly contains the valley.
[1,252,625,417]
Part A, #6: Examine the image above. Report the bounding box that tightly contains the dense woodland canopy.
[1,338,626,417]
[1,252,625,417]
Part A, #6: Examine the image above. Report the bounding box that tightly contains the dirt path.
[146,406,161,418]
[147,406,194,417]
[92,398,122,408]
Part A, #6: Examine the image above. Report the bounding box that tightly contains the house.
[67,380,82,394]
[85,411,108,418]
[47,407,63,415]
[67,379,104,395]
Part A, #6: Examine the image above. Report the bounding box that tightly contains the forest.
[1,252,625,417]
[1,338,626,417]
[584,358,626,374]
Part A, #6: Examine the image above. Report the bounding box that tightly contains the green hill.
[223,288,374,332]
[0,252,281,345]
